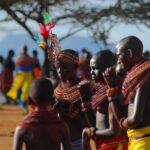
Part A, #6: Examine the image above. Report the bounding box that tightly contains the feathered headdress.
[34,12,61,63]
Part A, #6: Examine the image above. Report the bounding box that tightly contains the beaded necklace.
[91,83,107,110]
[122,60,150,104]
[54,81,81,103]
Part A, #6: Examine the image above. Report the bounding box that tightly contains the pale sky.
[0,8,150,58]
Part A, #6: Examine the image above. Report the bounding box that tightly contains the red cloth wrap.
[95,136,128,150]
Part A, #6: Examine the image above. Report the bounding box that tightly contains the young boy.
[13,77,71,150]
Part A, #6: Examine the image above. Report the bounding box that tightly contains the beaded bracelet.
[119,117,127,131]
[92,128,97,138]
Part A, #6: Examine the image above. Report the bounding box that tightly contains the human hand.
[103,66,118,88]
[78,80,91,102]
[53,100,72,115]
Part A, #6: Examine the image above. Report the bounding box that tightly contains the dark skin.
[54,60,91,141]
[13,78,71,150]
[115,44,150,129]
[82,55,122,150]
[104,36,150,129]
[13,105,71,150]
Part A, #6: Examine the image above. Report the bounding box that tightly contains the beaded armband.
[119,117,127,131]
[92,128,97,138]
[106,87,120,97]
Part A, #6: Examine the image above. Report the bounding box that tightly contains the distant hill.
[0,33,115,65]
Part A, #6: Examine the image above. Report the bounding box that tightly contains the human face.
[55,60,76,81]
[115,48,132,72]
[90,58,103,82]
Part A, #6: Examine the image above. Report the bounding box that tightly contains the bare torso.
[96,101,109,130]
[127,79,150,129]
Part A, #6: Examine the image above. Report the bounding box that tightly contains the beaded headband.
[57,51,79,65]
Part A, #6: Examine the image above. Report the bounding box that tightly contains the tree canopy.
[0,0,150,45]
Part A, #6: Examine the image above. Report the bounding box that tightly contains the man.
[82,50,127,150]
[78,48,92,80]
[52,49,94,149]
[13,77,71,150]
[104,36,150,149]
[32,49,41,79]
[7,45,33,113]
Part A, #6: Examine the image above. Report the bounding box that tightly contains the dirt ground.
[0,105,24,150]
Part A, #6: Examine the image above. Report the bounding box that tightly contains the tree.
[1,0,150,76]
[1,0,150,43]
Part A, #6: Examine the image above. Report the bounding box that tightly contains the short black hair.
[8,49,14,57]
[62,49,79,57]
[33,50,38,56]
[0,55,4,62]
[116,35,143,56]
[29,77,53,105]
[94,49,116,71]
[143,50,150,58]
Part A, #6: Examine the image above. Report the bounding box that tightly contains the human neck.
[61,77,79,88]
[34,105,52,112]
[128,56,145,72]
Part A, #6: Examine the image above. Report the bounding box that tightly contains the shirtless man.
[104,35,150,149]
[13,77,71,150]
[82,50,127,150]
[53,49,94,149]
[7,45,33,113]
[116,36,150,150]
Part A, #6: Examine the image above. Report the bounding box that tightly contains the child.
[13,77,71,150]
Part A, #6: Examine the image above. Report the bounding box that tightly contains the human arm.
[83,104,118,141]
[61,122,72,150]
[121,80,150,129]
[108,95,127,123]
[53,99,72,116]
[94,104,118,139]
[78,80,96,126]
[13,126,24,150]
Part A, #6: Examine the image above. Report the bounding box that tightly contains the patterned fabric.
[55,82,83,118]
[90,83,107,110]
[57,51,79,65]
[55,84,81,104]
[122,59,150,104]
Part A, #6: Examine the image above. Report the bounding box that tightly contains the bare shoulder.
[14,125,26,138]
[140,78,150,93]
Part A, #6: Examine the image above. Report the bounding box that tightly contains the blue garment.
[16,65,32,71]
[72,139,83,150]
